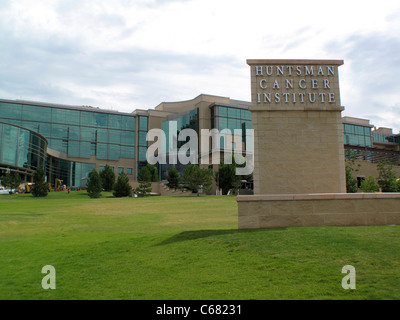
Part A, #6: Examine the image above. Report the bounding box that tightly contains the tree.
[31,167,49,197]
[360,176,379,193]
[214,162,241,195]
[99,164,115,192]
[377,160,398,192]
[166,165,180,190]
[181,164,212,196]
[113,172,132,197]
[86,169,102,198]
[145,163,159,182]
[345,150,360,193]
[135,166,152,197]
[1,171,22,193]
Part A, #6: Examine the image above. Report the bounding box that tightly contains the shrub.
[345,150,360,193]
[377,160,398,192]
[360,176,379,193]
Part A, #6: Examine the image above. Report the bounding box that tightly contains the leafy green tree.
[135,166,152,197]
[360,176,379,193]
[345,150,360,193]
[166,165,180,190]
[145,163,159,182]
[1,171,22,193]
[181,164,212,196]
[377,160,398,192]
[31,167,49,197]
[113,172,132,197]
[99,164,115,192]
[87,169,102,198]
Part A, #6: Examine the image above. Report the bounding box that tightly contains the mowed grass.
[1,191,400,300]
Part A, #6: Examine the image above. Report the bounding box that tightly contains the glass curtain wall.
[0,101,136,161]
[343,123,372,147]
[160,109,199,179]
[213,105,252,150]
[137,115,149,174]
[0,122,47,171]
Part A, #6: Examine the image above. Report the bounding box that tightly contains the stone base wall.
[237,193,400,229]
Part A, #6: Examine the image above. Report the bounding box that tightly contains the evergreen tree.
[87,169,102,198]
[135,166,152,197]
[99,164,115,191]
[31,167,49,197]
[166,165,180,190]
[113,172,132,197]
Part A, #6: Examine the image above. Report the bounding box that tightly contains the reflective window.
[120,145,134,158]
[0,123,47,171]
[0,103,22,119]
[1,101,136,162]
[79,141,92,158]
[22,105,51,122]
[342,124,372,147]
[68,140,80,157]
[139,116,148,131]
[108,114,122,129]
[108,129,121,144]
[121,131,135,145]
[51,124,69,139]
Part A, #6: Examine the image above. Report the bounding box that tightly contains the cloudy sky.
[1,0,400,132]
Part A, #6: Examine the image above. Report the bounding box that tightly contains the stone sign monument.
[237,59,400,229]
[248,59,346,194]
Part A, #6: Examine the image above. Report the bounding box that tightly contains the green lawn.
[1,191,400,300]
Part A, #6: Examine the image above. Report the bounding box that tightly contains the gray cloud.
[325,31,400,131]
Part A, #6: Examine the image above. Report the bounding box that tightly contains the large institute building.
[0,95,399,191]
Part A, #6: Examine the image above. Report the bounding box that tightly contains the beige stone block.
[356,199,378,213]
[237,202,249,216]
[269,201,293,215]
[248,201,270,216]
[335,200,357,214]
[324,213,348,226]
[281,215,303,227]
[365,213,387,226]
[314,200,336,214]
[302,214,325,227]
[386,212,400,225]
[346,213,367,226]
[293,200,314,215]
[238,216,260,229]
[377,199,400,213]
[259,215,282,228]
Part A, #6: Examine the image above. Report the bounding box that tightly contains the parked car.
[0,187,14,194]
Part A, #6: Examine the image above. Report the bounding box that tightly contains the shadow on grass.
[155,228,287,246]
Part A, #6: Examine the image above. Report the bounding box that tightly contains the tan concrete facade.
[247,59,346,194]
